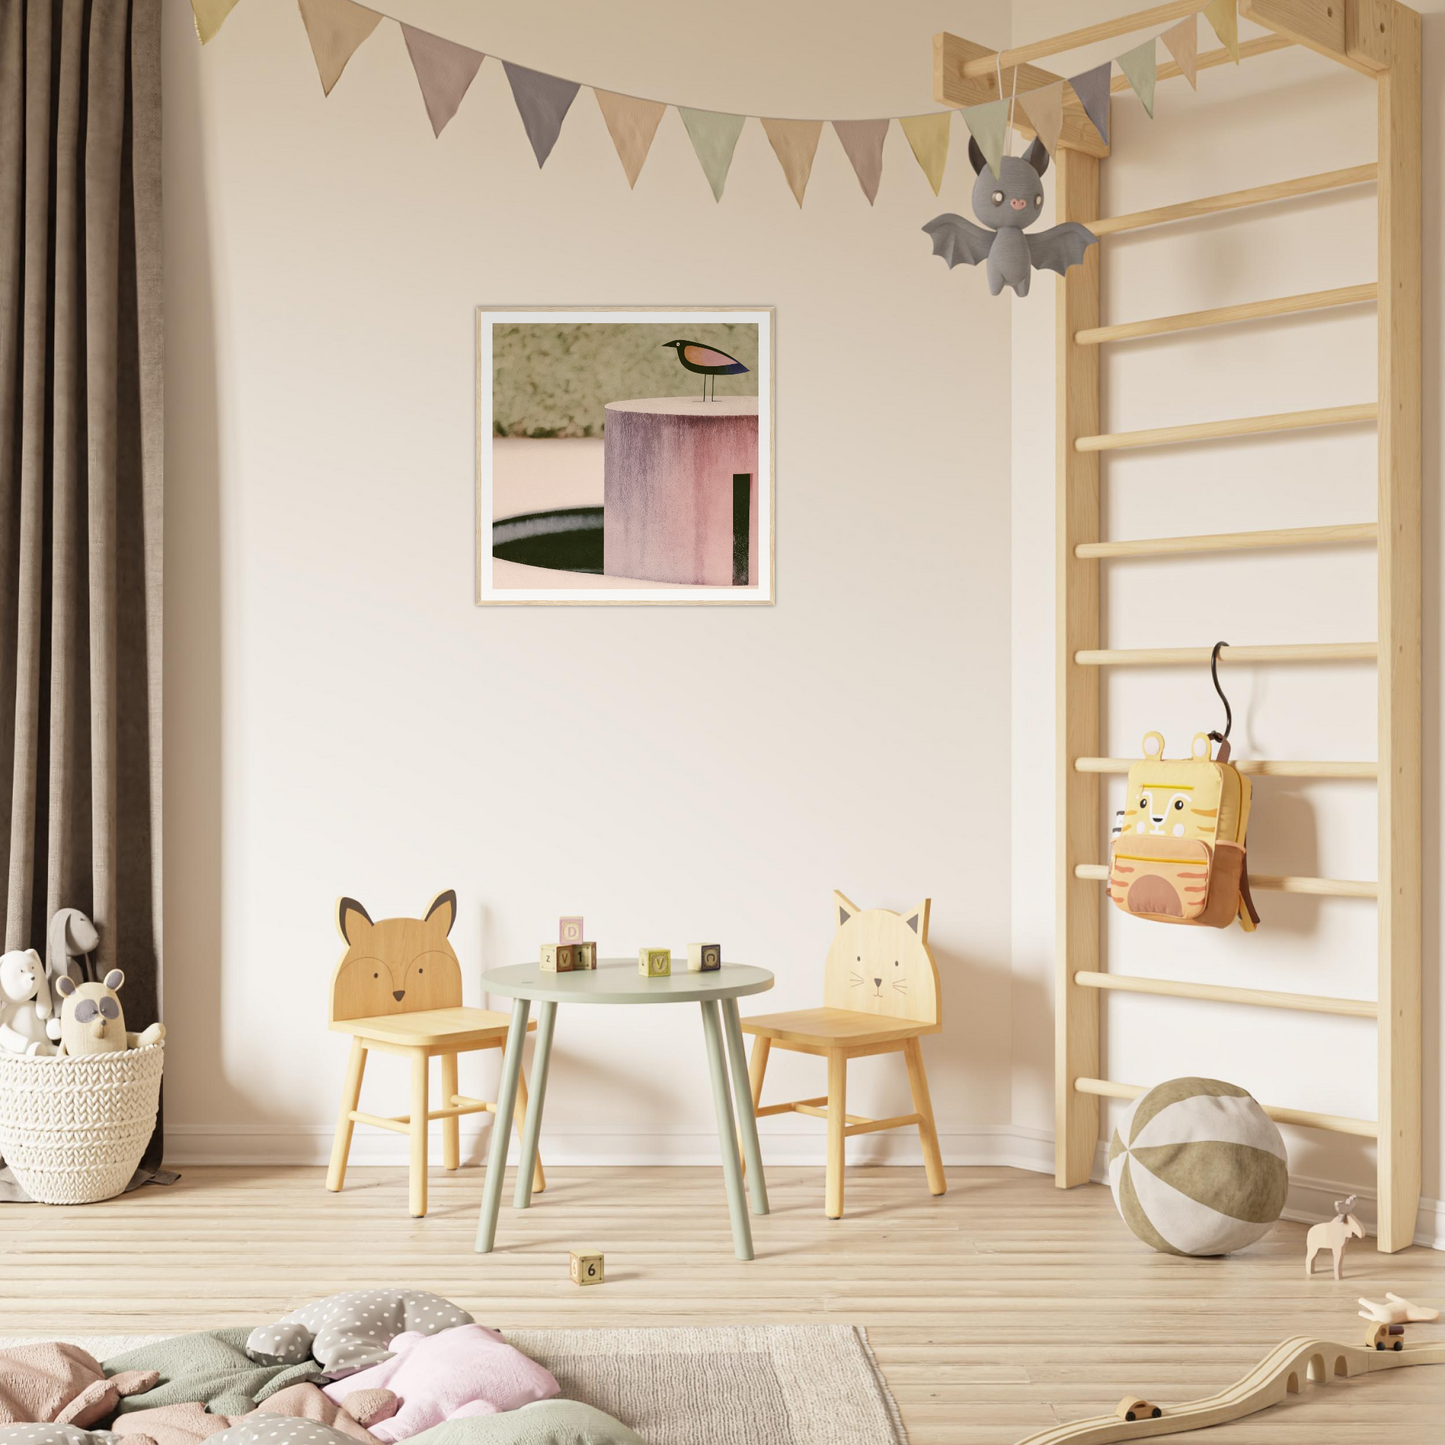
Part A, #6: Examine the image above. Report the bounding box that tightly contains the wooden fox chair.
[741,892,944,1219]
[325,889,543,1218]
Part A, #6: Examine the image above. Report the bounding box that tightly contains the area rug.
[0,1326,907,1445]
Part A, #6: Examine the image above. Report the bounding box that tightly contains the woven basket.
[0,1041,163,1204]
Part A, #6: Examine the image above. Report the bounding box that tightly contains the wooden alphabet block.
[688,943,721,972]
[541,943,576,972]
[559,916,584,944]
[569,1250,604,1286]
[574,942,597,970]
[639,947,671,977]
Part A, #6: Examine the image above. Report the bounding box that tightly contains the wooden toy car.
[1366,1321,1406,1351]
[1115,1397,1163,1422]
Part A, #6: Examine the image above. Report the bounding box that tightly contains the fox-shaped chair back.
[329,890,463,1022]
[822,891,940,1027]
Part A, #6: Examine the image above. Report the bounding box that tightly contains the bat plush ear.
[968,135,988,175]
[1023,136,1050,177]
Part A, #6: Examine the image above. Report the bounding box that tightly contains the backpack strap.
[1238,854,1260,928]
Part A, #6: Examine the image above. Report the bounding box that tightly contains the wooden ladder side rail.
[1074,757,1378,778]
[1075,1077,1379,1138]
[1075,522,1378,559]
[1074,862,1378,898]
[1076,285,1378,345]
[1073,970,1378,1018]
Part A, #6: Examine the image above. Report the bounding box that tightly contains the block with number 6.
[569,1250,604,1286]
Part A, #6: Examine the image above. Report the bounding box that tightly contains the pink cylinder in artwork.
[603,397,759,587]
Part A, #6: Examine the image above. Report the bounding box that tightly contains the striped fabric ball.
[1108,1077,1289,1256]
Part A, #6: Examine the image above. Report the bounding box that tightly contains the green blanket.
[407,1403,643,1445]
[102,1331,323,1417]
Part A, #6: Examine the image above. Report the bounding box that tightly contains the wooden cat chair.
[742,892,945,1219]
[325,890,544,1218]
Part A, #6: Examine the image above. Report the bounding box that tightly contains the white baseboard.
[163,1121,1442,1251]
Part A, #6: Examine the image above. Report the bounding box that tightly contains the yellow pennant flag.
[762,119,823,207]
[899,113,950,196]
[1203,0,1239,61]
[191,0,242,43]
[297,0,383,96]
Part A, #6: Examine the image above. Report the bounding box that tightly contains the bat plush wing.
[1027,222,1098,277]
[922,214,995,269]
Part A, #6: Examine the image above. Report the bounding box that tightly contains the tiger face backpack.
[1108,731,1259,931]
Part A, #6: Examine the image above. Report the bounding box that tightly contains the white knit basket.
[0,1041,163,1204]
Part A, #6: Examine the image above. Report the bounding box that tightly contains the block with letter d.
[541,943,576,972]
[559,916,584,944]
[639,947,671,978]
[688,943,721,972]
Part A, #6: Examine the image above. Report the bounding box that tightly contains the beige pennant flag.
[1018,81,1065,156]
[191,0,242,44]
[899,113,950,196]
[1204,0,1239,61]
[832,120,889,205]
[595,91,667,188]
[297,0,382,96]
[1160,15,1199,87]
[762,119,823,207]
[401,26,484,136]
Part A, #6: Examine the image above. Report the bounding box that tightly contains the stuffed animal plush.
[0,948,58,1056]
[54,969,165,1056]
[0,1340,158,1426]
[48,908,101,987]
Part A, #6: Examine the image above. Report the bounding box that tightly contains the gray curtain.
[0,0,164,1176]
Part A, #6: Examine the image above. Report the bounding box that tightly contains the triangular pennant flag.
[899,113,950,195]
[1204,0,1239,61]
[1018,81,1065,156]
[1116,38,1157,119]
[832,120,888,204]
[678,108,746,201]
[1069,61,1113,144]
[962,98,1009,179]
[1160,15,1199,87]
[296,0,382,97]
[502,62,581,167]
[595,90,666,188]
[762,119,823,207]
[191,0,242,44]
[401,25,484,137]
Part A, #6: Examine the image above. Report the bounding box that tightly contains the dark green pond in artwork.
[492,506,603,574]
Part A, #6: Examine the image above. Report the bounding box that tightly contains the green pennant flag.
[1116,38,1157,118]
[962,98,1009,179]
[679,108,746,202]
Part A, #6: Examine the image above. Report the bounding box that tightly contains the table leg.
[513,1000,556,1210]
[474,996,530,1253]
[700,998,754,1261]
[720,998,769,1215]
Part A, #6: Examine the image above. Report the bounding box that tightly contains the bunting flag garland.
[832,120,889,204]
[297,0,382,97]
[679,108,747,201]
[1018,80,1064,157]
[1116,38,1157,119]
[1160,14,1199,87]
[762,119,823,207]
[1069,61,1113,145]
[899,113,950,196]
[961,97,1010,179]
[190,0,242,44]
[503,62,581,167]
[595,91,667,189]
[1204,0,1240,61]
[401,25,484,137]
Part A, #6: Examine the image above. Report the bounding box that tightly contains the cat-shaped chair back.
[822,891,939,1027]
[329,890,463,1023]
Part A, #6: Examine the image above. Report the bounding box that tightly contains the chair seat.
[331,1005,534,1049]
[740,1006,936,1049]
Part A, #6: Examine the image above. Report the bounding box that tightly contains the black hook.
[1207,641,1232,743]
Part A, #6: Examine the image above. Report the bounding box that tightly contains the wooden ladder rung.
[1076,403,1377,453]
[1074,756,1378,779]
[1075,862,1379,898]
[1091,163,1378,236]
[1073,1077,1379,1138]
[1075,522,1377,559]
[1074,641,1377,667]
[1076,285,1378,346]
[1073,970,1377,1018]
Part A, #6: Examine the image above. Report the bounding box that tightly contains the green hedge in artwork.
[491,321,760,438]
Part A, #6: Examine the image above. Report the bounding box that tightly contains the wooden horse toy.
[1305,1194,1364,1280]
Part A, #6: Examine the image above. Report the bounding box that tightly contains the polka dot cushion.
[207,1422,354,1445]
[0,1428,126,1445]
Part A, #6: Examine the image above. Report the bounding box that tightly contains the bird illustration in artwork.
[661,339,749,401]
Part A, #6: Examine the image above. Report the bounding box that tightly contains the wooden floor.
[2,1164,1442,1443]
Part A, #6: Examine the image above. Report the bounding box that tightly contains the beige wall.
[161,0,1019,1166]
[1010,0,1445,1245]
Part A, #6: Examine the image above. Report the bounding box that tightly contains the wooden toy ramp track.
[1014,1335,1445,1445]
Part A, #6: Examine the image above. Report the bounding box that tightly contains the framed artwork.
[476,306,774,605]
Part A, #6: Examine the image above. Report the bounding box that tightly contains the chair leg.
[740,1036,771,1179]
[905,1036,946,1197]
[326,1038,367,1193]
[515,1066,546,1195]
[440,1052,460,1171]
[826,1049,847,1220]
[409,1049,430,1218]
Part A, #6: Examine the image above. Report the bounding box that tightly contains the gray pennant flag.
[1068,61,1112,145]
[502,61,581,167]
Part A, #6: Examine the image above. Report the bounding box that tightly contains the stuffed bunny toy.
[0,947,58,1055]
[54,968,164,1056]
[48,907,101,987]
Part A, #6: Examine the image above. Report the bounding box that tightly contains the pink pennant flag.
[832,120,889,205]
[296,0,382,97]
[401,25,484,136]
[595,91,667,189]
[1160,15,1199,87]
[762,118,823,207]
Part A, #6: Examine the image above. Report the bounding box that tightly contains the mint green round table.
[473,959,774,1260]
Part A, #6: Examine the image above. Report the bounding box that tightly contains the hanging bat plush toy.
[924,136,1097,297]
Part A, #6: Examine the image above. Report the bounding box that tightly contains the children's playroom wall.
[160,0,1019,1165]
